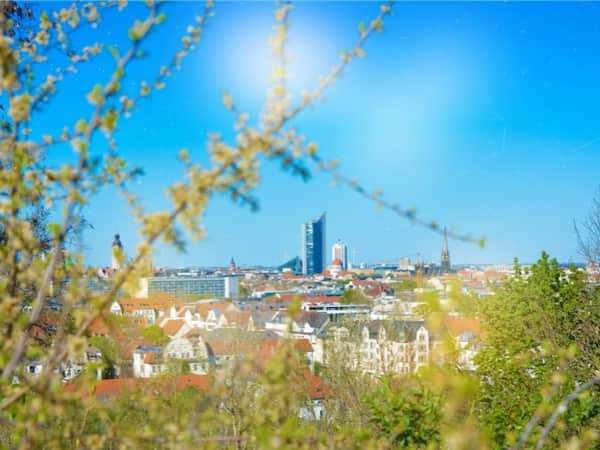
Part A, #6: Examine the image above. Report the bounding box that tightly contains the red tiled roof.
[195,301,236,318]
[293,338,313,353]
[258,338,313,357]
[94,378,138,398]
[120,295,181,314]
[161,319,185,337]
[281,273,302,280]
[175,374,210,391]
[207,340,259,356]
[72,375,212,399]
[223,310,251,326]
[88,316,112,336]
[302,370,331,400]
[143,353,159,364]
[442,315,483,338]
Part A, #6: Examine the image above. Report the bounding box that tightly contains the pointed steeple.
[441,228,451,273]
[111,233,124,271]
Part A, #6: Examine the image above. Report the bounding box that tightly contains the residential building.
[302,302,370,322]
[329,320,430,375]
[112,294,182,325]
[160,300,245,331]
[132,346,166,378]
[265,310,329,363]
[164,333,211,374]
[132,340,209,378]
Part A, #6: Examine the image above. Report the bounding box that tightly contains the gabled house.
[164,332,210,375]
[265,311,329,363]
[160,319,190,339]
[132,346,166,378]
[61,346,103,381]
[116,295,182,325]
[163,301,241,330]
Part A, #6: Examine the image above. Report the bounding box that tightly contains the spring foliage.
[0,1,597,449]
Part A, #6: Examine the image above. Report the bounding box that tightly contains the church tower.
[111,233,124,271]
[441,228,451,273]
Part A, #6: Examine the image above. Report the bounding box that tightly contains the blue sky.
[37,1,600,267]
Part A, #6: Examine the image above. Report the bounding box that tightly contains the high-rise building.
[301,213,326,275]
[331,240,348,270]
[111,233,123,271]
[441,227,451,273]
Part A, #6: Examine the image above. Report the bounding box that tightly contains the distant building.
[330,320,430,375]
[441,228,451,273]
[111,233,124,271]
[398,257,415,272]
[278,256,302,273]
[331,240,348,270]
[302,213,326,275]
[137,275,240,299]
[302,302,370,322]
[328,258,343,278]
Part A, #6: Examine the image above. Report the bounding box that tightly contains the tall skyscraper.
[441,227,451,273]
[301,213,326,275]
[331,240,348,270]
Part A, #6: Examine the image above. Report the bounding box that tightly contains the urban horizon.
[97,217,588,271]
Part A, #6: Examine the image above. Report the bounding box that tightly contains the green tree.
[89,335,119,379]
[363,376,442,448]
[141,325,169,345]
[341,288,370,305]
[391,279,417,294]
[447,279,478,317]
[475,253,600,448]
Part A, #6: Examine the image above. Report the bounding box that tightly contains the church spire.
[111,233,124,271]
[441,227,451,273]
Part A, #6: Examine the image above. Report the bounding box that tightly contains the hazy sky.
[38,1,600,267]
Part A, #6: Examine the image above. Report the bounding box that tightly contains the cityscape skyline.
[104,213,587,270]
[48,1,599,267]
[104,212,465,272]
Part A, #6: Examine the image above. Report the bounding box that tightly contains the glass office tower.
[301,213,326,275]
